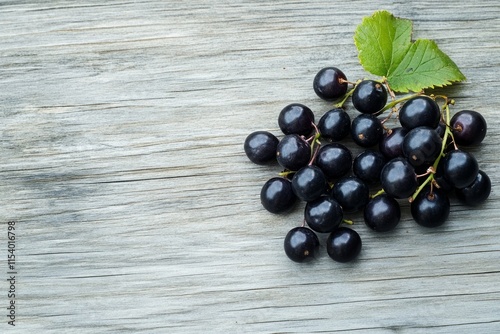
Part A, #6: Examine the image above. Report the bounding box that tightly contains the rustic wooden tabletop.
[1,1,499,333]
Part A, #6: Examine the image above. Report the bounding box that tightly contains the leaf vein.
[354,10,465,92]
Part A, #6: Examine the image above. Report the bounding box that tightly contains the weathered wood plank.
[1,0,499,332]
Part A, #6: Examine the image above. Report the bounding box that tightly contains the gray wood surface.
[1,1,500,333]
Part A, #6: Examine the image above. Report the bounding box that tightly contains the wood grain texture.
[1,0,499,333]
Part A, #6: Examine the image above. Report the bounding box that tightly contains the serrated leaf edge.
[354,10,413,77]
[387,39,467,93]
[355,11,467,93]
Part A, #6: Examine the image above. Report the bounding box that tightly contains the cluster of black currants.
[244,67,490,264]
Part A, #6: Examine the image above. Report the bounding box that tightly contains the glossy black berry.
[291,165,327,202]
[364,194,401,232]
[352,150,386,184]
[244,131,279,165]
[260,177,297,214]
[305,196,343,233]
[315,143,352,180]
[278,103,315,136]
[433,159,454,193]
[313,67,348,101]
[352,80,388,114]
[276,134,311,171]
[317,108,351,141]
[411,186,450,228]
[380,157,418,199]
[399,95,441,130]
[442,150,479,189]
[331,176,370,212]
[284,227,319,262]
[402,126,442,168]
[435,121,447,138]
[379,127,408,159]
[450,110,487,146]
[455,170,491,206]
[351,114,383,148]
[326,227,362,263]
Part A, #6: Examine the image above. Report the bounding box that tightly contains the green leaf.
[387,39,467,92]
[354,10,466,92]
[354,10,412,77]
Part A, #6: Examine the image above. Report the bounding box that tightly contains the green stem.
[308,124,322,165]
[342,219,354,225]
[370,188,385,199]
[278,170,294,178]
[409,103,454,202]
[334,87,355,108]
[374,93,421,116]
[409,175,434,203]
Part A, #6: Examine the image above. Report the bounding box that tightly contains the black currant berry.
[260,177,297,214]
[326,227,362,263]
[450,110,487,146]
[364,194,401,232]
[455,170,491,206]
[331,176,370,212]
[380,157,418,199]
[317,108,351,141]
[276,134,311,171]
[399,95,441,130]
[402,126,442,168]
[352,80,388,114]
[315,143,352,180]
[352,150,386,184]
[351,114,383,148]
[313,67,348,101]
[278,103,315,136]
[244,131,279,165]
[435,121,447,138]
[284,227,319,262]
[442,150,479,189]
[433,159,454,193]
[304,196,343,233]
[379,127,408,159]
[291,165,327,202]
[411,186,450,228]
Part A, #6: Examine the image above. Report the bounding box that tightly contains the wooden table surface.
[1,1,500,333]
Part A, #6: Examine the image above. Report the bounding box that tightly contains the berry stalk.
[409,101,455,202]
[334,87,355,108]
[375,92,421,116]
